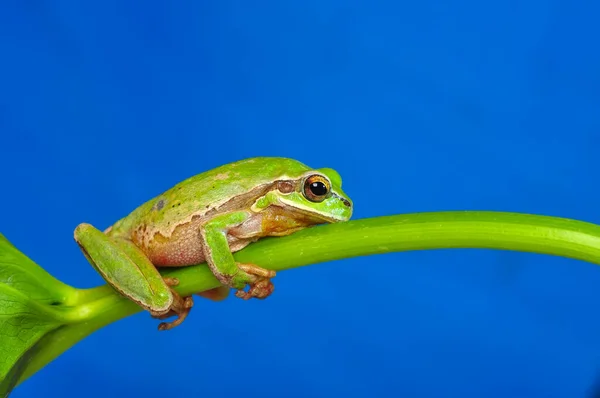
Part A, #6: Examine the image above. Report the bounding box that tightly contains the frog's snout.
[333,193,353,221]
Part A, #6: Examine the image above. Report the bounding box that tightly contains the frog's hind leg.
[74,223,193,331]
[116,240,195,331]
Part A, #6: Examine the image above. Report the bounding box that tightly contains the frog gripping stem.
[154,277,195,331]
[234,263,276,300]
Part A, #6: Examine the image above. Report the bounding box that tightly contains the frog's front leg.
[74,223,193,331]
[200,211,276,300]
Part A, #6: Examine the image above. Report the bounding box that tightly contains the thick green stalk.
[16,211,600,385]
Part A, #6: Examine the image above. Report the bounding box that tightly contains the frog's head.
[274,167,353,223]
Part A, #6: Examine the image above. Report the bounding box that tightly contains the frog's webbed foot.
[151,277,194,331]
[233,263,276,300]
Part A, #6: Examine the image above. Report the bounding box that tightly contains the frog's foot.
[152,277,194,331]
[232,263,276,300]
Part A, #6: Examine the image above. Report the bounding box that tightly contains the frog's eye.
[303,175,330,202]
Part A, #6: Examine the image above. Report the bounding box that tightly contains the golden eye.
[303,175,330,202]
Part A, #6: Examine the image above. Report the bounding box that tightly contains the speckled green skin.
[73,157,352,330]
[108,157,350,238]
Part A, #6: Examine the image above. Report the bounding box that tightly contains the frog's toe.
[183,296,194,308]
[238,263,276,279]
[235,277,275,300]
[163,276,180,287]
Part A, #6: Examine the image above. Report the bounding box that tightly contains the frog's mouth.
[277,197,352,224]
[273,205,344,229]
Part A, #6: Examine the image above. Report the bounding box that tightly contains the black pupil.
[310,181,328,196]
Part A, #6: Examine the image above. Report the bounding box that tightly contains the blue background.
[1,1,599,397]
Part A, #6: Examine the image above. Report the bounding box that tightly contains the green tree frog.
[74,157,353,330]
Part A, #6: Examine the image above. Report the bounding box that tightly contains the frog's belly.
[141,231,251,268]
[146,237,205,267]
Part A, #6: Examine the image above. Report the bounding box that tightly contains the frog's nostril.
[332,193,352,208]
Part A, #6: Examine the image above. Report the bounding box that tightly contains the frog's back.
[108,157,312,237]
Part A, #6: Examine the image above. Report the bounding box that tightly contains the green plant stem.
[18,211,600,384]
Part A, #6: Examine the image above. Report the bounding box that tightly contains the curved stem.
[234,210,600,269]
[18,211,600,384]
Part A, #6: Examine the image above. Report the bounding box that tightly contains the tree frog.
[74,157,352,330]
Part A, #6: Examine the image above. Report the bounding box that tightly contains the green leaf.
[0,233,74,304]
[0,233,76,395]
[0,325,60,397]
